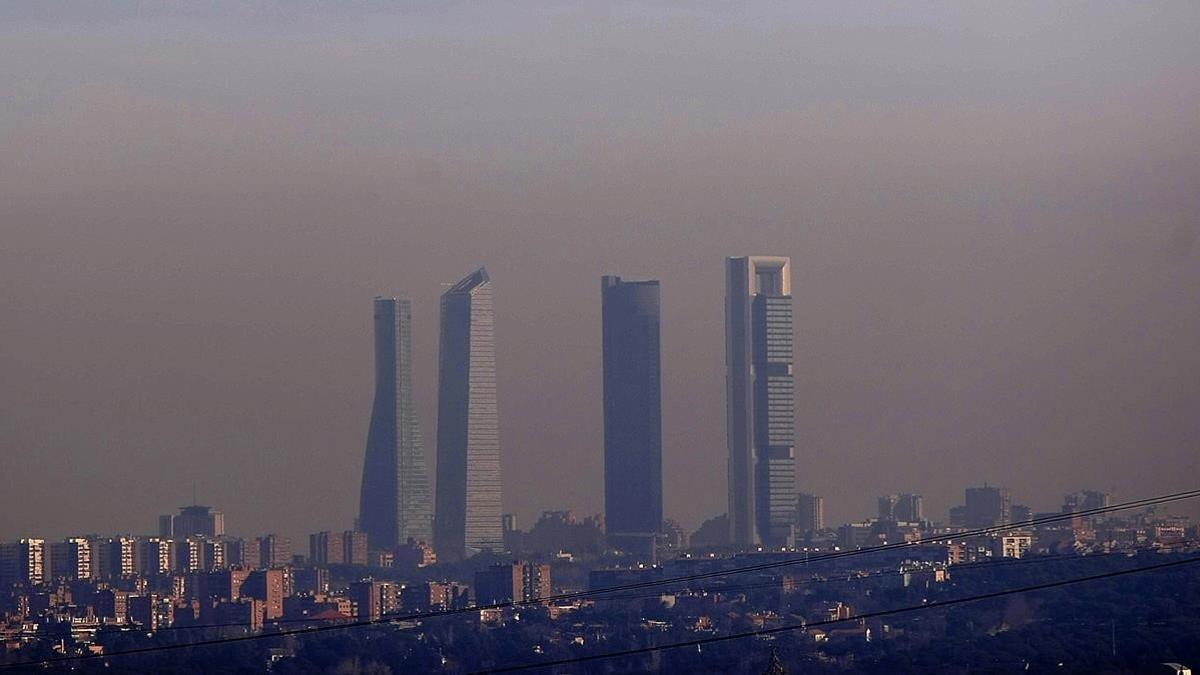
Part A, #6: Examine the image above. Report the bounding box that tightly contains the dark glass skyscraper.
[359,297,433,551]
[601,276,663,557]
[434,268,503,561]
[726,256,797,548]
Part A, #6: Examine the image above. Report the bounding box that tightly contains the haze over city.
[3,1,1198,548]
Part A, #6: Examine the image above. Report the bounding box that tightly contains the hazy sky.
[2,2,1198,544]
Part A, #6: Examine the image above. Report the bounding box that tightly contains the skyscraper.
[878,493,925,523]
[601,276,663,556]
[726,256,797,548]
[359,297,434,551]
[796,493,825,535]
[963,485,1013,528]
[434,268,503,561]
[168,505,224,538]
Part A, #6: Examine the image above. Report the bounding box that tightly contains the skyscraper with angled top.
[435,268,503,561]
[601,275,663,557]
[726,256,797,548]
[359,297,433,552]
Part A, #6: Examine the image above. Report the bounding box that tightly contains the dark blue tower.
[601,276,663,558]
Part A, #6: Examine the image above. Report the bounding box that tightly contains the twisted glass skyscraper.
[358,297,433,551]
[726,256,797,548]
[434,268,503,561]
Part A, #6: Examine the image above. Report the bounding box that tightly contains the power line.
[3,489,1195,670]
[583,539,1200,603]
[473,555,1200,674]
[578,489,1200,597]
[40,535,1196,646]
[41,535,1190,647]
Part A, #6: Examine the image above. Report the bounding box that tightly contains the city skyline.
[0,253,1187,544]
[4,482,1193,672]
[2,3,1199,670]
[0,251,1186,545]
[3,3,1198,545]
[7,256,1160,549]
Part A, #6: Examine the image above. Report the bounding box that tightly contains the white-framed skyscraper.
[726,256,797,548]
[359,297,433,551]
[434,268,504,561]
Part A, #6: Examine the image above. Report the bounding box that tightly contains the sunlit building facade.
[726,256,797,548]
[435,268,503,561]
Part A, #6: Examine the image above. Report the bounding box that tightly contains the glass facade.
[726,256,797,548]
[435,268,503,561]
[359,297,433,551]
[601,276,663,555]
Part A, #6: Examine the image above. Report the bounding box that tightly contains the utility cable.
[3,489,1195,670]
[473,555,1200,673]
